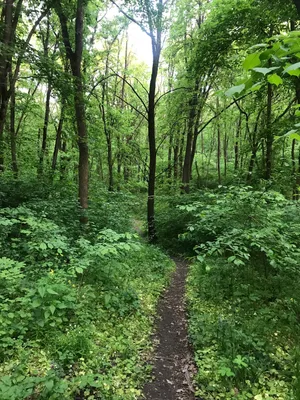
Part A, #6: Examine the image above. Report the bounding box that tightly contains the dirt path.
[142,258,197,400]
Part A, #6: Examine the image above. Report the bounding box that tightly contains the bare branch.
[197,93,250,136]
[109,69,149,112]
[110,0,152,38]
[273,97,296,124]
[155,86,191,106]
[114,94,148,120]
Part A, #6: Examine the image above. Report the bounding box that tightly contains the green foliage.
[183,186,300,399]
[0,189,174,399]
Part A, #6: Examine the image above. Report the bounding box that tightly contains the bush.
[183,186,300,399]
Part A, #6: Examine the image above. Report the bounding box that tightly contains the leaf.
[47,288,58,295]
[249,43,268,50]
[225,84,245,97]
[243,53,261,70]
[289,133,300,141]
[49,305,56,315]
[45,380,54,391]
[252,67,273,75]
[249,83,262,92]
[75,266,83,274]
[284,62,300,76]
[39,243,47,250]
[32,299,42,308]
[38,286,46,298]
[267,73,283,86]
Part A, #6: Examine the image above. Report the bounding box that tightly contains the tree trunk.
[247,146,257,181]
[147,48,159,241]
[10,80,18,177]
[52,103,65,172]
[265,80,273,180]
[217,98,221,184]
[182,85,198,193]
[38,84,51,175]
[235,115,241,170]
[54,0,89,221]
[167,132,173,179]
[173,139,179,180]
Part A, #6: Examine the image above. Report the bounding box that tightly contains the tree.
[52,0,89,221]
[112,0,166,241]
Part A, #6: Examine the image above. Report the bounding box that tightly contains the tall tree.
[52,0,89,221]
[112,0,166,241]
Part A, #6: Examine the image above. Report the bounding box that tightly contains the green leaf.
[225,84,245,97]
[49,305,56,315]
[252,67,273,75]
[249,83,262,92]
[75,266,83,274]
[39,243,47,250]
[45,380,54,391]
[267,73,283,86]
[243,53,261,70]
[38,287,46,298]
[249,43,268,50]
[284,62,300,76]
[47,288,58,295]
[32,299,42,308]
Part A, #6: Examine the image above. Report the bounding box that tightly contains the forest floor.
[142,257,197,400]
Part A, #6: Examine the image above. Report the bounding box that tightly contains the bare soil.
[142,257,198,400]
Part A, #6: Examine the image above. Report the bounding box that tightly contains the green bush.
[183,186,300,399]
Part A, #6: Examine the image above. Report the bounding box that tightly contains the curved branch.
[109,69,149,112]
[110,0,152,38]
[114,94,148,120]
[155,86,191,107]
[197,93,250,136]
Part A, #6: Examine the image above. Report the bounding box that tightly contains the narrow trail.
[142,257,197,400]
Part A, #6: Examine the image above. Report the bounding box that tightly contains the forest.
[1,0,300,399]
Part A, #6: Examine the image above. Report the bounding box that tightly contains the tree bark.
[235,115,241,170]
[265,79,273,180]
[217,97,221,184]
[182,85,198,193]
[147,47,159,241]
[10,78,18,177]
[38,84,51,175]
[52,102,65,172]
[54,0,89,220]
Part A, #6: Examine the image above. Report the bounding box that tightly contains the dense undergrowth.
[157,186,300,399]
[0,178,173,400]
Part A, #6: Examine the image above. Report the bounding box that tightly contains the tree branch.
[114,93,148,120]
[109,69,149,112]
[197,93,250,136]
[110,0,152,38]
[273,97,296,124]
[53,0,74,63]
[155,86,191,106]
[12,9,48,87]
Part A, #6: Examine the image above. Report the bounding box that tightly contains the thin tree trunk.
[179,128,185,179]
[147,48,159,241]
[265,79,273,179]
[217,98,221,184]
[167,132,173,179]
[10,80,18,177]
[38,84,52,175]
[173,133,179,180]
[52,103,65,171]
[235,115,241,170]
[182,85,198,193]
